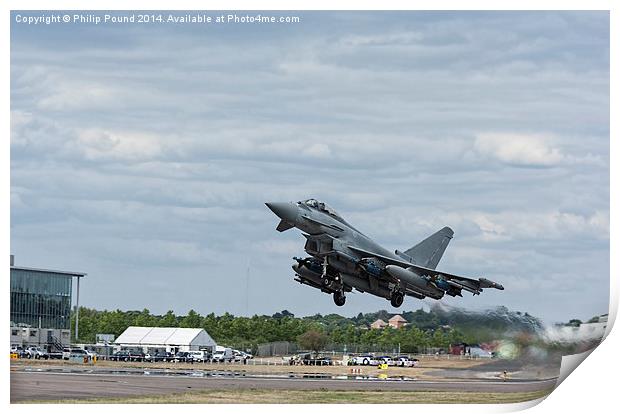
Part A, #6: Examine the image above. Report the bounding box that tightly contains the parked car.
[376,356,395,366]
[173,351,194,363]
[305,356,333,366]
[62,347,88,360]
[188,351,209,362]
[66,348,90,361]
[351,354,376,366]
[128,350,145,362]
[110,349,144,362]
[469,347,494,358]
[145,351,173,362]
[232,350,252,361]
[25,346,49,359]
[10,345,27,358]
[394,356,416,367]
[110,350,131,361]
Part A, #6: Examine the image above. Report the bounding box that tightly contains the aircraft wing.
[347,245,504,292]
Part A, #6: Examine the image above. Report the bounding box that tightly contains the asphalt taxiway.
[10,368,558,402]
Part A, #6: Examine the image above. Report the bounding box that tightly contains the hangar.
[115,326,217,353]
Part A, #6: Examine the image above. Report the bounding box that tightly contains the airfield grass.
[24,388,554,404]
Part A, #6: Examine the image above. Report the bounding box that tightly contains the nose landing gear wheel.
[390,292,404,308]
[333,291,346,306]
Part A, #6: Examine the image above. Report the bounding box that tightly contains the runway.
[10,370,558,402]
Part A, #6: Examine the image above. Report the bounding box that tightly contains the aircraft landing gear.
[333,291,346,306]
[390,291,404,308]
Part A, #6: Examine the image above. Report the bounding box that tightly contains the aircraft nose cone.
[265,202,298,223]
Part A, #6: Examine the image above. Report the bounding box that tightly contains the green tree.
[159,310,179,327]
[297,329,328,357]
[430,329,450,349]
[180,309,202,328]
[134,308,157,327]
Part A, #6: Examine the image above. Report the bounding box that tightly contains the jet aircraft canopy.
[299,199,341,219]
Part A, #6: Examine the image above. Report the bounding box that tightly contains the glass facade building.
[10,267,83,330]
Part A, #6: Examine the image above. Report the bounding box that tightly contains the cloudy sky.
[10,11,609,323]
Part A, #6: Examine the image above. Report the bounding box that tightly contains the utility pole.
[245,258,250,316]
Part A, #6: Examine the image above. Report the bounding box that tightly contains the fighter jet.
[266,199,504,307]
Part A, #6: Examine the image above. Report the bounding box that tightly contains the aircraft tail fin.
[404,227,454,270]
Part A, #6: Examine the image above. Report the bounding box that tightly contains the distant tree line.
[70,305,542,354]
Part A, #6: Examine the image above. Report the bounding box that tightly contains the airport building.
[115,326,217,353]
[10,255,85,350]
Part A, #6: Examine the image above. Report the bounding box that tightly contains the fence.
[256,341,299,357]
[255,341,453,357]
[320,343,450,355]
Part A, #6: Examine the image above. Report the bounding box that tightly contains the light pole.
[75,276,80,342]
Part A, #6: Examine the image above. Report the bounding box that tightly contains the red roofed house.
[388,315,407,329]
[370,319,388,329]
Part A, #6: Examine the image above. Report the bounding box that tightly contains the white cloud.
[472,132,605,167]
[346,207,609,254]
[76,129,163,161]
[302,143,331,159]
[37,81,119,111]
[339,31,424,47]
[473,133,566,166]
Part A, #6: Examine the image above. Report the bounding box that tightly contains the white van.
[188,350,208,362]
[211,346,233,362]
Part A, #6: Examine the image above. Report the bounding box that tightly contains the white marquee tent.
[115,326,217,352]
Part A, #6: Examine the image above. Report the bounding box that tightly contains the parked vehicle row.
[108,347,253,363]
[348,354,419,367]
[10,344,253,364]
[10,345,97,360]
[10,345,51,359]
[281,352,419,367]
[284,353,334,366]
[108,350,144,362]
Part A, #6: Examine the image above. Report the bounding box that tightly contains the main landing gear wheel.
[333,291,346,306]
[390,292,404,308]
